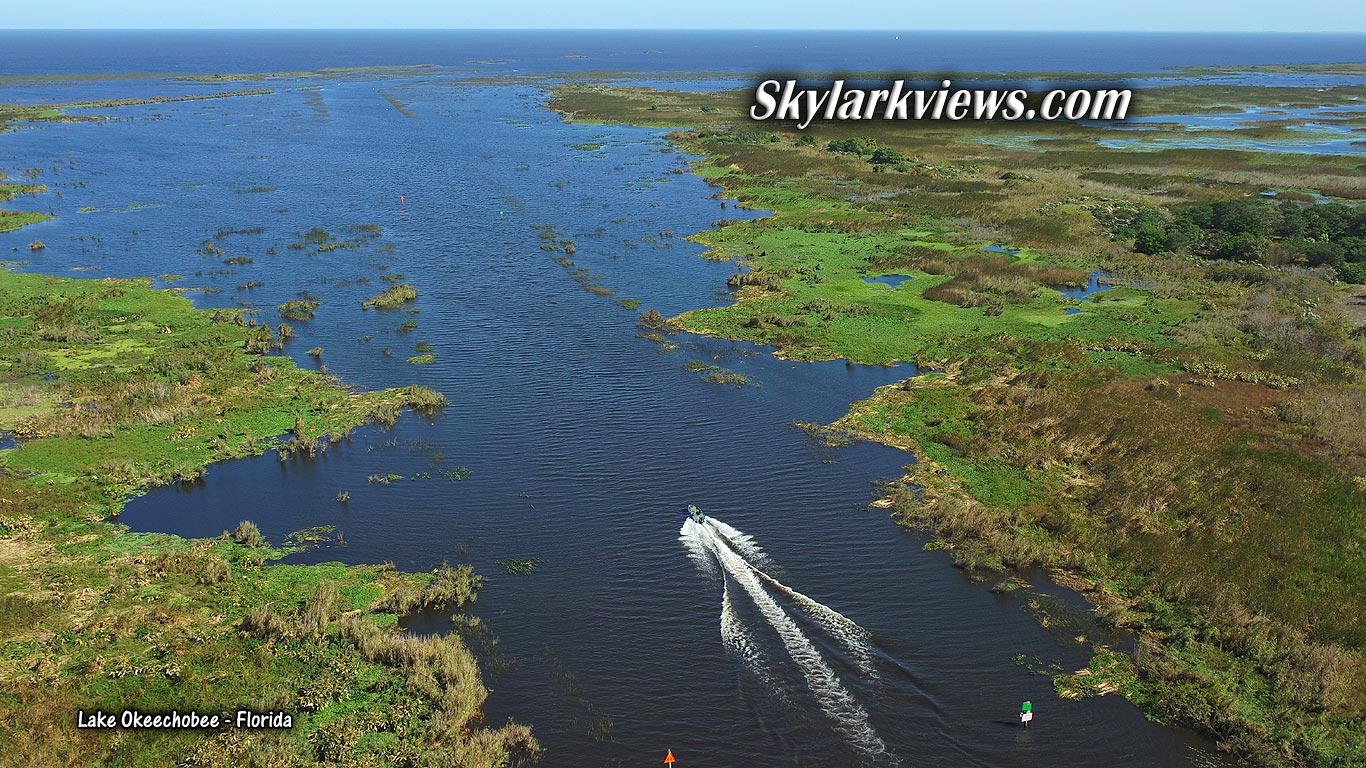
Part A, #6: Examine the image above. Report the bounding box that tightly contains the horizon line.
[5,28,1366,34]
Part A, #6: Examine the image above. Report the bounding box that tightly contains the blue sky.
[9,0,1366,32]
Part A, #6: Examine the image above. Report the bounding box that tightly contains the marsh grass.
[0,269,527,767]
[278,299,321,321]
[362,283,418,310]
[556,83,1366,765]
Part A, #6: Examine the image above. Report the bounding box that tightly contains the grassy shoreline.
[0,269,534,764]
[551,82,1366,765]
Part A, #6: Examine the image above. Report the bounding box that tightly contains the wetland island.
[1,26,1364,768]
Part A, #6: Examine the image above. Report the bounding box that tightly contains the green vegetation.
[279,299,322,321]
[1107,196,1366,282]
[0,90,274,133]
[0,268,534,765]
[496,558,545,576]
[555,82,1366,766]
[361,283,418,310]
[0,175,53,233]
[547,244,616,297]
[682,360,751,386]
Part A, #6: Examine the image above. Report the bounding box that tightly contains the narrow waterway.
[3,72,1226,766]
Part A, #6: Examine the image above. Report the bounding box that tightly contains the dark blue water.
[0,35,1249,767]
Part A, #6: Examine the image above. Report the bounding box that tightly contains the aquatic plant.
[553,82,1366,764]
[496,557,545,576]
[362,283,418,310]
[279,299,322,321]
[438,467,470,482]
[683,361,750,386]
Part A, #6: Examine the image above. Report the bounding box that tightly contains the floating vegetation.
[1054,646,1144,700]
[278,299,322,321]
[438,467,471,482]
[317,240,364,253]
[398,320,418,333]
[497,557,545,576]
[683,360,751,386]
[307,346,324,357]
[794,421,854,448]
[213,226,266,241]
[571,142,604,151]
[284,525,341,551]
[297,226,332,246]
[617,298,641,310]
[233,186,275,194]
[550,253,617,297]
[381,91,414,117]
[237,280,264,290]
[380,273,406,283]
[407,353,435,365]
[362,283,418,310]
[1013,652,1064,677]
[368,473,405,485]
[991,575,1032,594]
[223,256,253,265]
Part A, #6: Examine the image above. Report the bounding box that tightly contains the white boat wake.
[680,514,893,762]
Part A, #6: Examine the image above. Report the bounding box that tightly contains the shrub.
[232,521,266,548]
[826,137,879,156]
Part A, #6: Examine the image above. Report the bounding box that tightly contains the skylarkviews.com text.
[750,79,1132,128]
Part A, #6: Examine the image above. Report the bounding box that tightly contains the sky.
[8,0,1366,32]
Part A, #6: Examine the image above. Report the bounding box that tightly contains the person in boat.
[688,505,706,524]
